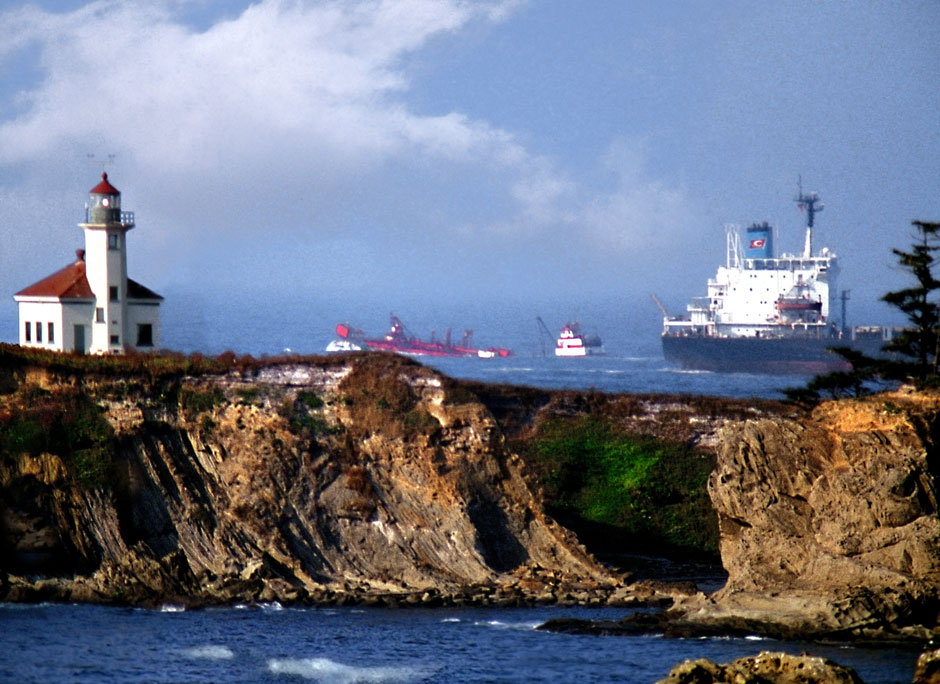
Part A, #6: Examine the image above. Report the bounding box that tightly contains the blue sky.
[1,0,938,348]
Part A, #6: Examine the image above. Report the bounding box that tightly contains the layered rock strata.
[670,388,940,641]
[1,354,635,606]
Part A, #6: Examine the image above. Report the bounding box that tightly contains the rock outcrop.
[1,354,632,606]
[670,388,940,641]
[654,651,865,684]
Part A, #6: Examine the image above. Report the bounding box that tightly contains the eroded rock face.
[0,354,620,605]
[654,651,864,684]
[678,389,940,640]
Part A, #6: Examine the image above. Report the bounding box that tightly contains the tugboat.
[660,184,890,374]
[327,315,512,358]
[555,322,604,357]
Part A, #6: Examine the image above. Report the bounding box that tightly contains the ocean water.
[0,603,919,684]
[152,291,811,400]
[1,291,814,399]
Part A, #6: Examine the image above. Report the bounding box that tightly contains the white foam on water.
[440,617,461,623]
[260,601,285,611]
[267,657,436,683]
[474,619,541,631]
[160,603,186,612]
[182,645,235,660]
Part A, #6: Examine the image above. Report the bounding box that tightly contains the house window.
[36,322,42,342]
[110,334,120,346]
[48,323,54,344]
[137,324,153,347]
[108,233,119,250]
[96,307,104,323]
[109,286,119,302]
[25,321,31,342]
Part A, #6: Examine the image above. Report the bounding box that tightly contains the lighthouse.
[14,173,163,354]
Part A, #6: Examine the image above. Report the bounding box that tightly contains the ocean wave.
[474,619,541,631]
[160,603,186,612]
[182,645,235,660]
[267,657,437,682]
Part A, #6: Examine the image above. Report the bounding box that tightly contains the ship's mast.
[795,178,823,258]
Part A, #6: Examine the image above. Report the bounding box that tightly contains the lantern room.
[87,172,122,224]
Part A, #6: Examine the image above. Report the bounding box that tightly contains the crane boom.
[535,316,554,356]
[650,293,669,317]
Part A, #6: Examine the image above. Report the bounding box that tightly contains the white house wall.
[63,301,95,353]
[126,301,161,351]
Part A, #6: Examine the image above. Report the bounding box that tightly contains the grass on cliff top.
[0,342,354,381]
[521,416,718,557]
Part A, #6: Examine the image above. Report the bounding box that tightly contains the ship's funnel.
[745,222,773,259]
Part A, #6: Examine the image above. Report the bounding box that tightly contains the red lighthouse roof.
[90,171,119,195]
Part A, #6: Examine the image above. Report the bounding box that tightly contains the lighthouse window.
[109,286,119,302]
[24,321,31,342]
[109,233,119,250]
[36,322,42,343]
[48,323,54,344]
[96,307,104,323]
[110,334,120,346]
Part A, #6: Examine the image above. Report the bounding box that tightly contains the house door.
[74,325,86,354]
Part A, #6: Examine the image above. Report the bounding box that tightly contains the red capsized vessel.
[333,315,512,358]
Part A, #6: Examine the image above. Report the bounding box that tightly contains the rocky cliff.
[4,347,939,643]
[1,352,638,606]
[669,387,940,641]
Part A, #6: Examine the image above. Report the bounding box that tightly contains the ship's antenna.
[795,177,823,258]
[725,224,741,269]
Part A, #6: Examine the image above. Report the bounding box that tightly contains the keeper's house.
[14,173,162,354]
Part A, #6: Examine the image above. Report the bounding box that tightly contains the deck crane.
[650,293,669,318]
[535,316,554,356]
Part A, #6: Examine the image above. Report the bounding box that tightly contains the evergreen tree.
[786,219,940,404]
[881,220,940,381]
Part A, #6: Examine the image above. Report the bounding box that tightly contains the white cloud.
[0,0,696,309]
[0,0,524,171]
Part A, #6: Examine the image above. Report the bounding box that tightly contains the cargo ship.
[660,185,890,374]
[326,315,512,359]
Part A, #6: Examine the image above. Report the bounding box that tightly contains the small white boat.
[555,323,603,357]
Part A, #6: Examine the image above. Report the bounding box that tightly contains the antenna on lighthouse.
[86,153,116,174]
[795,176,823,258]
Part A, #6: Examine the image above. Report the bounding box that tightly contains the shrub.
[0,387,115,488]
[180,386,224,418]
[523,416,717,555]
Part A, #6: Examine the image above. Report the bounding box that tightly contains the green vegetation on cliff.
[522,416,718,556]
[0,386,114,488]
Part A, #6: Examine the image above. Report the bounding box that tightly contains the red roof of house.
[15,251,94,299]
[90,172,119,195]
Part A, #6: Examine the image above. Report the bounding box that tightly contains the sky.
[1,0,938,351]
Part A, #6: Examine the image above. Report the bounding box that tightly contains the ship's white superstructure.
[556,324,587,356]
[664,189,840,341]
[555,322,604,357]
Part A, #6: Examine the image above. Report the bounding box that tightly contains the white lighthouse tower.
[81,172,133,353]
[14,173,162,354]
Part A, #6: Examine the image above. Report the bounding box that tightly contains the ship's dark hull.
[661,334,886,375]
